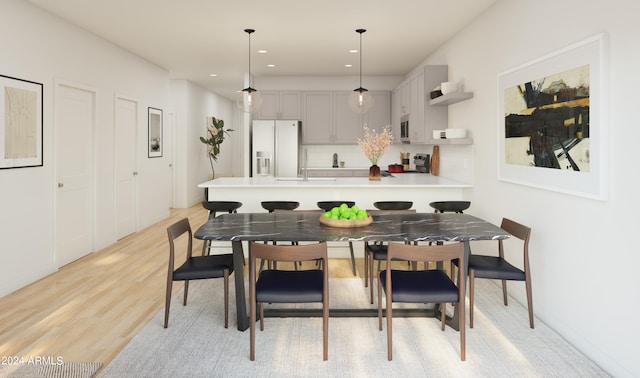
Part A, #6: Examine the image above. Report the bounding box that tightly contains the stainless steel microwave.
[400,114,410,143]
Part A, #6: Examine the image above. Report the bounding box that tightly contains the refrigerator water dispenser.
[256,151,272,175]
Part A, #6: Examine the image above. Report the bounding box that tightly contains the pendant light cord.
[244,28,255,90]
[355,28,366,92]
[359,30,363,88]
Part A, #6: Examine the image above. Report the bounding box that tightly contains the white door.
[115,96,138,239]
[167,111,175,208]
[55,82,95,267]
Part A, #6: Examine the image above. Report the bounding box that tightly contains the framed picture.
[497,33,608,200]
[0,74,43,169]
[148,107,162,158]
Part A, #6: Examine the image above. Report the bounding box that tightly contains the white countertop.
[198,174,471,188]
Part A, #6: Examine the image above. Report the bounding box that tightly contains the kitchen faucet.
[303,148,309,181]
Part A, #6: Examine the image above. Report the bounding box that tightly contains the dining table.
[194,211,511,331]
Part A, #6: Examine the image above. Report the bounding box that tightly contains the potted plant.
[200,116,233,179]
[358,125,393,180]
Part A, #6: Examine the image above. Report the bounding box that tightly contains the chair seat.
[173,254,234,281]
[468,255,525,280]
[380,269,459,303]
[366,243,387,259]
[256,269,324,303]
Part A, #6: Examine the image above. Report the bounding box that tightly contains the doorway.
[115,95,138,239]
[54,81,96,267]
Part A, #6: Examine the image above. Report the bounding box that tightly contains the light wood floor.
[0,204,369,373]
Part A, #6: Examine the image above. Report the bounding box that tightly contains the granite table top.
[194,212,510,243]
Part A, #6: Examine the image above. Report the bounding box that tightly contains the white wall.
[170,80,237,208]
[0,1,233,297]
[421,0,639,376]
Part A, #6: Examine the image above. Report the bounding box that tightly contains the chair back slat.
[501,218,531,242]
[251,242,327,262]
[387,242,463,263]
[167,218,192,259]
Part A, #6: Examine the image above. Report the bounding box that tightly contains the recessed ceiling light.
[344,64,353,68]
[267,64,275,68]
[258,50,268,54]
[349,49,358,53]
[209,73,218,77]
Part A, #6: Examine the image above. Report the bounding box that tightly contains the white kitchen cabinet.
[367,91,391,131]
[391,79,410,144]
[391,72,422,143]
[301,91,333,144]
[408,74,422,143]
[302,90,391,145]
[392,65,471,145]
[391,86,402,143]
[333,91,364,143]
[256,91,300,120]
[399,80,410,115]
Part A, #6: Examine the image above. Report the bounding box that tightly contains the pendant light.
[236,28,262,113]
[349,28,374,114]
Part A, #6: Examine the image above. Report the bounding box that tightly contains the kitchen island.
[199,174,471,213]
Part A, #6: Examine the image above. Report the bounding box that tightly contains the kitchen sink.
[276,177,336,181]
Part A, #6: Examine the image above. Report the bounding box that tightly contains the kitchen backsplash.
[301,144,473,183]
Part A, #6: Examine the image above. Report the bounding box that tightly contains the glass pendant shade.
[349,88,374,114]
[237,28,262,114]
[236,87,262,114]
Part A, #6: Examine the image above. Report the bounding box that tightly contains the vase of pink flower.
[358,125,393,181]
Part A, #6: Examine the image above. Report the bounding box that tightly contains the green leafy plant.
[200,116,234,162]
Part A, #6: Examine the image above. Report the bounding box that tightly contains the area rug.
[100,278,608,377]
[0,362,102,378]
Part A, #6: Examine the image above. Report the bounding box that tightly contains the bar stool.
[202,201,243,220]
[373,201,413,211]
[317,201,356,276]
[260,201,300,270]
[261,201,300,212]
[430,201,471,278]
[364,201,414,303]
[201,200,243,256]
[429,201,470,213]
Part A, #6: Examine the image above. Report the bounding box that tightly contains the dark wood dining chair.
[258,201,301,270]
[364,204,415,304]
[249,241,329,361]
[164,218,234,328]
[378,242,466,361]
[468,217,534,328]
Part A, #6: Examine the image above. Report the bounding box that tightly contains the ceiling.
[27,0,496,100]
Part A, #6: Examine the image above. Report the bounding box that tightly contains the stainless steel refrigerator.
[251,120,300,177]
